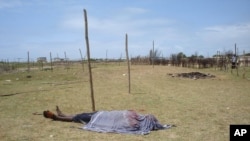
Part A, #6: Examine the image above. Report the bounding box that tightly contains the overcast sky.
[1,0,250,61]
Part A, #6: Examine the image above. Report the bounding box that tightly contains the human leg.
[72,112,97,123]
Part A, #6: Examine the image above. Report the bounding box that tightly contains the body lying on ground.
[43,106,175,135]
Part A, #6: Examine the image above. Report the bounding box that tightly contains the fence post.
[79,48,84,72]
[125,34,131,94]
[235,43,239,76]
[50,52,53,72]
[27,51,30,72]
[152,40,154,68]
[242,50,246,79]
[64,51,69,71]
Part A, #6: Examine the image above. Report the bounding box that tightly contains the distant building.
[53,57,64,62]
[37,57,47,63]
[239,55,250,67]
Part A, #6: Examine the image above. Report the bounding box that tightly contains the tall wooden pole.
[125,34,131,94]
[84,9,95,111]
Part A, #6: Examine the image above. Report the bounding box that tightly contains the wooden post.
[64,51,69,71]
[27,51,30,72]
[242,50,246,79]
[231,50,233,74]
[125,34,131,94]
[106,49,108,65]
[17,58,21,72]
[79,49,84,72]
[216,51,219,70]
[119,53,122,66]
[84,9,95,111]
[7,59,9,72]
[50,52,53,72]
[235,43,239,76]
[41,60,44,71]
[152,40,154,68]
[234,44,236,75]
[219,51,221,70]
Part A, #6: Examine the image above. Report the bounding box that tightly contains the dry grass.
[0,63,250,141]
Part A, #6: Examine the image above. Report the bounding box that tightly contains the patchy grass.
[0,63,250,141]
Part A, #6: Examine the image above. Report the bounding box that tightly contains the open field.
[0,63,250,141]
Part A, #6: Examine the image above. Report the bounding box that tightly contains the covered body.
[83,110,170,135]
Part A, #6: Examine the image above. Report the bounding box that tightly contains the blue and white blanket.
[82,110,172,135]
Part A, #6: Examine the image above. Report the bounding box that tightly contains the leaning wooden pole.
[125,34,131,94]
[84,9,95,111]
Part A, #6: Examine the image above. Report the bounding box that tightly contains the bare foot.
[56,106,66,117]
